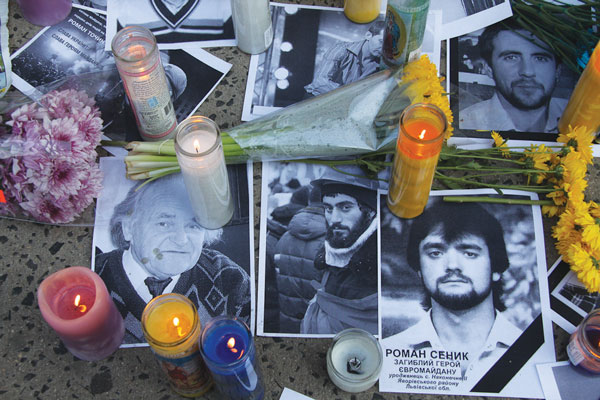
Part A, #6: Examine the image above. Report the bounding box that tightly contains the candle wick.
[347,357,363,374]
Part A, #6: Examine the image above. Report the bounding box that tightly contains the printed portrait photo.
[258,161,381,337]
[451,17,580,141]
[92,158,254,346]
[379,190,555,397]
[106,0,235,49]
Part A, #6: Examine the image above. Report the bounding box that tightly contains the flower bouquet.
[108,55,452,182]
[0,89,103,224]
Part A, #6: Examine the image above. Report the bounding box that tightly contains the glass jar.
[567,308,600,374]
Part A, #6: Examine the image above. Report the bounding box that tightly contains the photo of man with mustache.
[383,200,521,384]
[459,19,568,133]
[300,179,378,335]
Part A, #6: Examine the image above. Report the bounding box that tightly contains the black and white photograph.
[242,3,441,121]
[379,189,555,397]
[73,0,107,11]
[429,0,512,39]
[92,158,254,347]
[106,0,235,49]
[257,161,381,337]
[548,257,599,334]
[10,5,231,143]
[536,361,600,400]
[450,16,580,142]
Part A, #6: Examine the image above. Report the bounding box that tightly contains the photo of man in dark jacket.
[300,179,378,335]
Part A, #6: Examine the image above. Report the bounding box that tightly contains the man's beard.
[426,271,492,311]
[501,78,552,110]
[326,211,373,249]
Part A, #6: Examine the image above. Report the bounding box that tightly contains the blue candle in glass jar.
[200,316,264,400]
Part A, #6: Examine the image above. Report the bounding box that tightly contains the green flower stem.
[443,196,554,206]
[436,167,559,175]
[435,172,555,193]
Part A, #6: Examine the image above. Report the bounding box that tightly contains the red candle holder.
[37,266,124,361]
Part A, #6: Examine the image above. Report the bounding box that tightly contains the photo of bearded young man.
[379,193,550,392]
[456,18,578,135]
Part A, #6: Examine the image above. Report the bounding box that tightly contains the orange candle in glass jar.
[558,40,600,135]
[387,103,446,219]
[344,0,381,24]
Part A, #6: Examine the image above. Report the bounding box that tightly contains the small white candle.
[230,0,273,54]
[174,117,233,229]
[326,328,383,393]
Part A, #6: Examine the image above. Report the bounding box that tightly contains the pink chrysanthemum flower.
[1,89,104,224]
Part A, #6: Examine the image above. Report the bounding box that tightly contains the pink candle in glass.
[37,266,124,361]
[16,0,72,26]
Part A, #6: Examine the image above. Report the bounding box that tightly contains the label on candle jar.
[121,61,177,140]
[152,344,213,396]
[567,340,585,366]
[382,0,429,67]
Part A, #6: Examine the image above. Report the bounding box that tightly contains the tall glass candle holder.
[174,116,234,229]
[381,0,430,68]
[326,328,383,393]
[111,25,177,141]
[141,293,213,397]
[344,0,382,24]
[200,316,265,400]
[567,308,600,374]
[17,0,72,26]
[387,103,446,219]
[37,266,125,361]
[230,0,273,54]
[558,40,600,136]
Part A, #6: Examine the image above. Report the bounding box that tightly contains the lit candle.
[37,266,124,361]
[567,308,600,374]
[200,317,265,400]
[174,116,234,229]
[326,328,383,393]
[387,103,446,219]
[344,0,382,24]
[141,293,213,397]
[558,40,600,136]
[111,25,177,141]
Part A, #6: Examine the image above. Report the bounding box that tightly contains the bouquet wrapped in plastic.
[0,89,103,224]
[118,55,452,182]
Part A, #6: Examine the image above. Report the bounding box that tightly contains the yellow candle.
[387,103,446,219]
[344,0,381,24]
[558,40,600,135]
[142,294,213,397]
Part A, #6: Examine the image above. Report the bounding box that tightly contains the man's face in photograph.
[323,193,371,248]
[487,30,558,110]
[365,30,384,59]
[123,183,206,280]
[418,228,493,310]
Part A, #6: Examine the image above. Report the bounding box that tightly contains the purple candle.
[16,0,72,26]
[200,317,264,400]
[37,266,124,361]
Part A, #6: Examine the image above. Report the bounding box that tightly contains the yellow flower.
[558,125,595,165]
[547,187,567,206]
[562,151,588,183]
[567,243,600,293]
[542,205,562,218]
[403,55,453,140]
[491,131,510,158]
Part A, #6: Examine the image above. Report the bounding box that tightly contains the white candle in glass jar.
[174,117,233,229]
[230,0,273,54]
[326,328,383,393]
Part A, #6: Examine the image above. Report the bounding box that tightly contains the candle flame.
[419,129,426,140]
[74,294,87,313]
[193,139,201,154]
[172,317,184,337]
[227,337,237,353]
